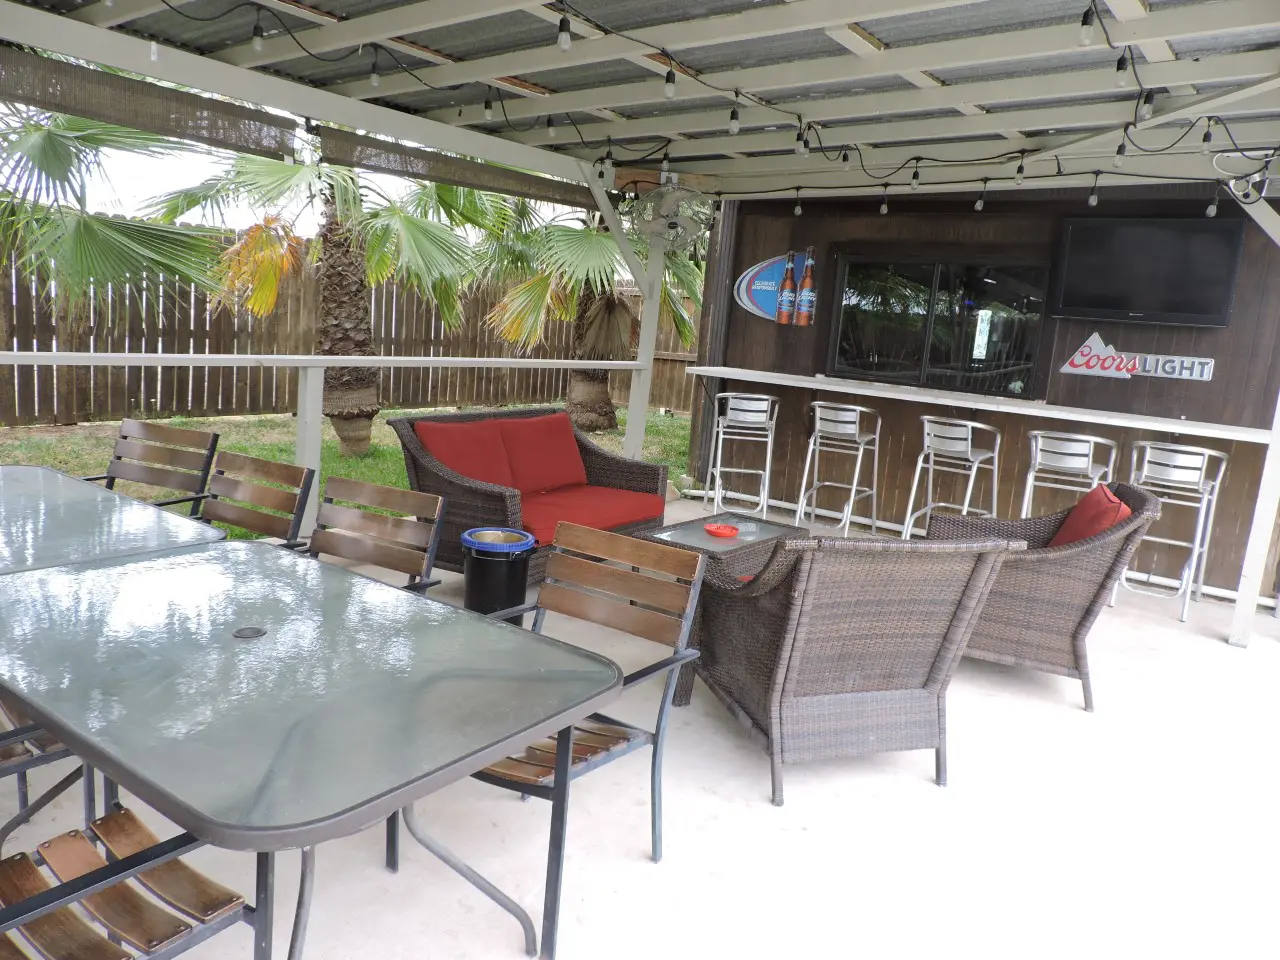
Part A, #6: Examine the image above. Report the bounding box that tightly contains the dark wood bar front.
[691,190,1280,599]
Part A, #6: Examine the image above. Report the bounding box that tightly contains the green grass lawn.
[0,406,691,539]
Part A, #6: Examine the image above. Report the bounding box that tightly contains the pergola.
[2,0,1280,641]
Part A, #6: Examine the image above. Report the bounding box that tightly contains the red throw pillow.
[1048,485,1133,547]
[498,413,588,494]
[413,420,514,489]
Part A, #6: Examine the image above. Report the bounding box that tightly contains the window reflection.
[832,259,1046,397]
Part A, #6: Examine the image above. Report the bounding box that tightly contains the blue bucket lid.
[461,528,536,552]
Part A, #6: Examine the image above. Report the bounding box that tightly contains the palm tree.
[469,195,703,431]
[1,108,221,422]
[148,155,475,454]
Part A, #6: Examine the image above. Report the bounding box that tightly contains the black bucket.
[461,528,537,627]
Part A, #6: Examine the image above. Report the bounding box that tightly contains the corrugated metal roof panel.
[564,0,785,33]
[269,46,433,86]
[675,30,850,73]
[857,0,1082,48]
[519,59,657,92]
[1171,28,1280,58]
[822,108,966,128]
[931,47,1142,84]
[121,0,315,53]
[380,83,493,113]
[400,11,558,60]
[611,96,735,121]
[757,75,915,103]
[983,91,1136,113]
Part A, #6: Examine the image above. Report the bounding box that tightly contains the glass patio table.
[639,511,805,706]
[0,541,622,959]
[0,464,224,575]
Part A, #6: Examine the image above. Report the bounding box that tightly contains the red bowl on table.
[704,523,739,538]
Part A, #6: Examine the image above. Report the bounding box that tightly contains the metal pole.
[540,727,574,960]
[286,848,315,960]
[624,235,667,459]
[294,365,324,537]
[255,852,275,960]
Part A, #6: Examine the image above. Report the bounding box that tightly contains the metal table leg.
[288,848,315,960]
[401,805,536,957]
[255,852,274,960]
[540,727,573,960]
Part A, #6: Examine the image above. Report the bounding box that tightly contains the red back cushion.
[1048,485,1133,547]
[498,413,588,494]
[414,420,514,489]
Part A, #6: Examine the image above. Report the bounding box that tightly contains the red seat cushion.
[1048,485,1133,547]
[414,420,514,489]
[498,413,588,494]
[520,485,665,546]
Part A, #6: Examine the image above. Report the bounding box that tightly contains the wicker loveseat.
[925,482,1160,711]
[389,407,667,581]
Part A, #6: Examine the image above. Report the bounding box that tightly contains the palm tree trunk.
[316,189,379,456]
[565,295,617,432]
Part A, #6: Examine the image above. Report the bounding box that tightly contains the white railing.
[0,352,646,530]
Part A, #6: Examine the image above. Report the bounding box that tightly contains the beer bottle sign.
[795,246,817,326]
[775,252,798,324]
[733,248,818,325]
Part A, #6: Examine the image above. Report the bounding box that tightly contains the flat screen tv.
[1051,217,1245,327]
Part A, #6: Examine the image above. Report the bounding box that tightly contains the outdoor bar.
[689,190,1280,642]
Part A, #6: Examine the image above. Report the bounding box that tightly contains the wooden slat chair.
[0,808,244,960]
[391,521,705,868]
[199,452,314,548]
[307,478,444,593]
[82,420,219,516]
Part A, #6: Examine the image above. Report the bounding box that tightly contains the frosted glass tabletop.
[0,542,622,850]
[0,465,223,574]
[649,512,801,553]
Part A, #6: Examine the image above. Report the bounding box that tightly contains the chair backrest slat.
[308,479,443,584]
[309,528,429,578]
[202,498,293,540]
[213,451,310,487]
[98,419,218,505]
[119,418,216,450]
[553,522,700,579]
[106,459,208,494]
[112,438,211,473]
[546,551,692,616]
[1132,442,1224,490]
[814,404,865,436]
[202,452,312,541]
[538,581,685,647]
[208,473,301,516]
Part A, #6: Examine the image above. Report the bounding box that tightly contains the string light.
[879,185,889,216]
[546,115,556,138]
[974,180,987,212]
[1015,157,1026,185]
[1206,191,1219,218]
[484,90,494,121]
[1088,173,1100,207]
[1138,90,1155,121]
[663,67,677,99]
[1115,51,1129,86]
[1079,7,1096,46]
[369,47,380,87]
[794,189,803,217]
[150,40,159,61]
[911,162,921,190]
[1113,133,1127,168]
[558,14,572,52]
[728,106,740,136]
[1201,119,1214,154]
[660,148,670,184]
[603,139,614,175]
[841,150,851,171]
[252,13,264,52]
[794,129,806,156]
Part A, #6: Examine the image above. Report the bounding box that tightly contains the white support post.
[625,236,666,459]
[1228,197,1280,646]
[295,365,324,536]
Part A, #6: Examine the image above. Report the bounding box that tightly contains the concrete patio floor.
[5,498,1279,960]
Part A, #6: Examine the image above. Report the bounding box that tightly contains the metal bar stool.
[703,393,779,519]
[901,416,1001,540]
[794,402,880,536]
[1021,431,1118,518]
[1124,441,1228,621]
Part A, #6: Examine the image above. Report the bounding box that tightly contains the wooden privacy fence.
[0,256,698,427]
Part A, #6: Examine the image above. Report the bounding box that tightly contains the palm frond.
[486,272,556,351]
[659,281,696,347]
[540,226,622,295]
[142,174,238,224]
[358,203,470,294]
[577,292,637,361]
[213,216,305,317]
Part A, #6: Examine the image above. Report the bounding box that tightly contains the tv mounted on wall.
[1050,217,1245,328]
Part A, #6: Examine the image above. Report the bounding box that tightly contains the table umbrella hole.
[233,627,267,640]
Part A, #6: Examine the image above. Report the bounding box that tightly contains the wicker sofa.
[389,407,667,582]
[925,482,1160,711]
[696,536,1018,805]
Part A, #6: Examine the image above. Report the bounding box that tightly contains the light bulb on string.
[252,15,264,53]
[484,90,494,121]
[1087,174,1100,207]
[663,68,676,100]
[603,140,614,175]
[794,129,806,156]
[974,181,987,212]
[546,116,556,139]
[1138,90,1155,121]
[911,163,920,190]
[1115,51,1129,86]
[369,48,380,88]
[1079,7,1096,46]
[558,15,572,52]
[841,150,851,172]
[1201,119,1214,154]
[728,106,740,136]
[1015,158,1026,185]
[1206,192,1219,218]
[794,190,803,217]
[660,149,670,185]
[879,186,889,216]
[1113,135,1127,168]
[150,40,159,61]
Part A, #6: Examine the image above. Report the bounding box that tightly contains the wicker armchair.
[926,482,1160,711]
[388,407,667,581]
[697,537,1017,805]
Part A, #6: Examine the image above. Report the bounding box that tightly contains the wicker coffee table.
[638,511,805,706]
